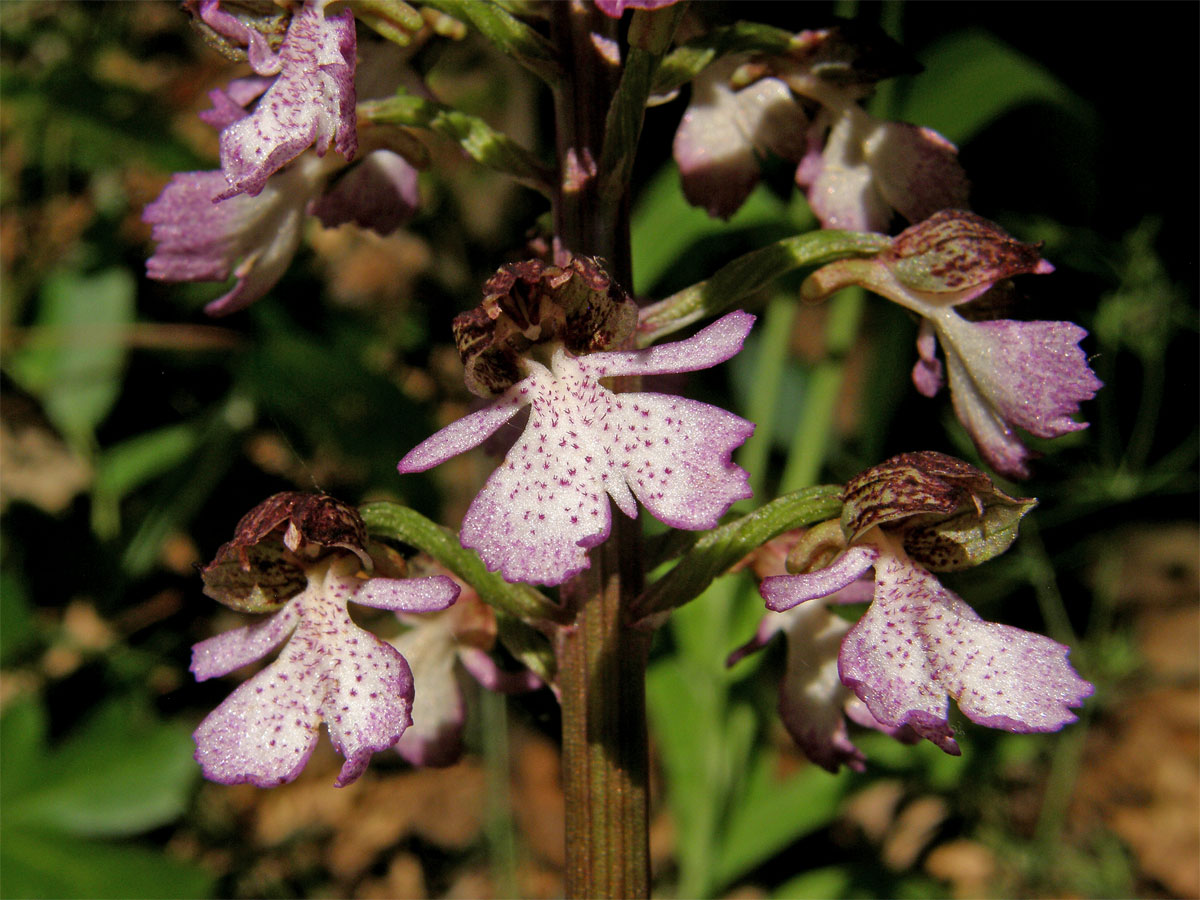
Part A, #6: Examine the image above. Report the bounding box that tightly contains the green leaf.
[901,31,1088,146]
[633,485,843,620]
[360,90,553,194]
[0,569,38,664]
[651,21,796,96]
[772,866,853,900]
[647,574,789,898]
[119,401,242,578]
[0,696,49,799]
[3,699,197,838]
[0,828,212,900]
[93,423,201,503]
[360,502,562,623]
[714,749,850,890]
[418,0,561,84]
[1,695,208,899]
[91,421,202,539]
[6,268,136,446]
[631,164,806,296]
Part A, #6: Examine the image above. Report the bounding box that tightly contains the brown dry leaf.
[841,779,905,845]
[309,226,433,311]
[354,851,427,900]
[254,755,361,846]
[1074,601,1199,898]
[326,763,486,880]
[883,795,948,870]
[444,865,495,900]
[925,839,997,900]
[0,394,92,513]
[517,860,564,900]
[1100,523,1199,607]
[1137,603,1199,682]
[511,727,566,868]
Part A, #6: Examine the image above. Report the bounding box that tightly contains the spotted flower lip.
[759,530,1093,755]
[198,0,358,200]
[191,554,460,788]
[728,532,883,773]
[398,311,756,585]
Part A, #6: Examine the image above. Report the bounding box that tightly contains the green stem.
[779,286,866,493]
[637,232,887,346]
[482,688,519,899]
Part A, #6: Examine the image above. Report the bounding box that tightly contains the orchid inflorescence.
[149,0,1099,814]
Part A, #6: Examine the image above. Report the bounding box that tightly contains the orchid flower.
[756,453,1093,756]
[193,0,358,199]
[728,533,915,772]
[760,531,1092,754]
[672,57,808,219]
[672,25,968,230]
[804,210,1102,477]
[392,585,543,767]
[189,493,459,787]
[399,311,756,586]
[595,0,681,17]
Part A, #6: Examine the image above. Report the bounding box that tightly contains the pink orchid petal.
[458,646,544,693]
[216,0,357,199]
[459,366,620,586]
[400,312,755,586]
[143,159,323,316]
[911,318,943,398]
[673,60,806,220]
[844,697,921,744]
[800,108,967,233]
[934,313,1102,477]
[775,599,867,773]
[193,581,414,787]
[392,621,465,768]
[310,150,421,235]
[944,348,1033,478]
[799,108,892,232]
[725,612,784,668]
[839,553,1092,754]
[759,545,879,612]
[198,77,273,131]
[585,310,755,378]
[397,389,527,473]
[616,393,753,529]
[351,574,460,613]
[196,0,279,74]
[869,122,969,226]
[190,600,300,681]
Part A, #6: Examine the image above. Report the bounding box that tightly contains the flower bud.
[452,256,637,396]
[841,451,1037,571]
[202,492,375,613]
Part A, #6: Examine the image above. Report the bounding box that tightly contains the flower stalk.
[550,4,649,896]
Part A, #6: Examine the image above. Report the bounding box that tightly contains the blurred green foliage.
[1,1,1195,898]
